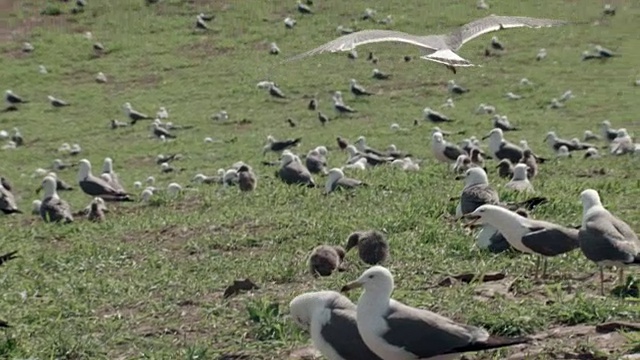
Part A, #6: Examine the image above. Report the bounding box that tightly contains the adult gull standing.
[578,189,640,295]
[482,128,523,163]
[341,266,529,360]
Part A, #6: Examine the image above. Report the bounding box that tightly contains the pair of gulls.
[286,15,568,72]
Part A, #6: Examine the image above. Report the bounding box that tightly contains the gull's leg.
[618,267,625,285]
[542,257,548,278]
[533,256,540,279]
[599,267,605,296]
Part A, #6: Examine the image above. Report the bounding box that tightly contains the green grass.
[0,0,639,358]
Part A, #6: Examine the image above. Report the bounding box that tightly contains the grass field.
[1,0,640,358]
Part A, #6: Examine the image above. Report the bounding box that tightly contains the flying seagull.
[341,266,530,359]
[48,95,70,107]
[286,15,567,72]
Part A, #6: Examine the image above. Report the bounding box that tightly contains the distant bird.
[237,165,257,192]
[372,68,391,80]
[475,103,496,114]
[196,15,209,30]
[556,145,572,158]
[448,79,469,94]
[519,149,539,179]
[350,79,373,96]
[581,50,602,61]
[269,42,280,55]
[69,144,81,156]
[493,115,518,131]
[156,107,169,119]
[443,97,455,107]
[87,197,106,222]
[431,131,464,164]
[211,110,229,121]
[39,176,73,223]
[305,149,327,174]
[5,90,28,105]
[583,130,601,142]
[423,108,453,123]
[286,118,296,127]
[262,135,301,155]
[268,83,286,99]
[93,42,105,54]
[317,112,329,126]
[284,17,297,29]
[333,91,357,115]
[536,48,547,61]
[77,159,132,202]
[505,92,522,100]
[361,8,377,21]
[297,0,312,14]
[584,147,601,159]
[602,4,616,16]
[548,98,564,109]
[111,119,128,129]
[490,35,504,50]
[520,78,533,86]
[10,128,23,147]
[48,95,70,107]
[124,102,152,124]
[22,42,34,52]
[324,168,367,194]
[95,72,107,83]
[367,51,379,63]
[152,122,176,139]
[308,98,317,110]
[505,164,534,193]
[559,90,575,102]
[287,15,567,72]
[595,45,616,58]
[38,65,47,74]
[477,0,489,10]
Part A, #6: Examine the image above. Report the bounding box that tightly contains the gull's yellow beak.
[340,280,363,293]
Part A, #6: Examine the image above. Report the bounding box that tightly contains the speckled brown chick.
[496,159,514,179]
[88,199,106,222]
[308,245,346,277]
[237,165,257,192]
[345,230,389,265]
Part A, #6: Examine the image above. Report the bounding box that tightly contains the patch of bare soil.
[179,39,233,58]
[0,0,70,43]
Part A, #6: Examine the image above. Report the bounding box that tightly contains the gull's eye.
[368,274,374,279]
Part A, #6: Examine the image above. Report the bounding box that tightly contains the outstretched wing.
[285,30,440,62]
[448,15,568,50]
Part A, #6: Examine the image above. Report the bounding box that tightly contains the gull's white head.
[601,120,611,129]
[77,159,92,180]
[146,176,155,185]
[141,188,154,202]
[280,153,295,167]
[6,90,13,95]
[134,181,142,189]
[32,199,42,212]
[557,145,570,156]
[161,162,171,171]
[341,265,394,298]
[167,183,182,197]
[42,175,58,198]
[102,157,113,173]
[355,136,365,145]
[327,167,344,183]
[123,102,132,110]
[423,107,433,115]
[616,128,629,138]
[463,167,488,187]
[307,148,320,157]
[100,173,113,183]
[387,144,397,152]
[432,131,444,144]
[266,135,275,144]
[512,163,529,181]
[390,123,400,130]
[465,204,515,226]
[315,146,328,157]
[289,291,347,330]
[484,128,504,142]
[580,189,603,215]
[544,131,558,143]
[349,79,357,86]
[192,174,207,184]
[47,95,55,102]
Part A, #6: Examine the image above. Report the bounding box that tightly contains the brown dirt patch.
[0,0,72,43]
[179,39,233,58]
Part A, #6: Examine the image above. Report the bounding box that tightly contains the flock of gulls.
[1,1,639,359]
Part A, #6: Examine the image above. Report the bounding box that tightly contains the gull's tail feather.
[421,49,475,67]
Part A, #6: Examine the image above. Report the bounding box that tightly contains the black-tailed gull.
[288,291,383,360]
[341,266,529,359]
[40,176,73,223]
[482,128,523,163]
[324,168,366,194]
[77,159,132,201]
[432,132,464,164]
[466,205,579,278]
[578,189,640,295]
[505,164,534,193]
[278,153,316,187]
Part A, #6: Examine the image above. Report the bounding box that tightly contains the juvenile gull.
[287,15,567,72]
[519,149,538,179]
[237,165,257,192]
[317,111,328,125]
[0,182,20,214]
[39,176,73,223]
[432,132,464,164]
[77,159,133,201]
[466,205,579,278]
[87,197,106,222]
[341,266,530,359]
[505,164,534,193]
[278,153,316,187]
[424,108,453,123]
[289,291,383,360]
[345,230,389,265]
[453,154,474,174]
[482,128,523,163]
[309,245,345,277]
[305,149,327,174]
[496,159,514,179]
[324,168,366,194]
[578,189,640,295]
